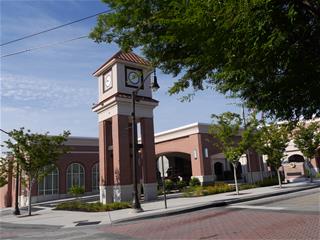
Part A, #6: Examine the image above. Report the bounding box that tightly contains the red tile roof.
[93,51,151,75]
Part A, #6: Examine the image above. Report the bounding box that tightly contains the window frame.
[38,166,59,196]
[66,163,85,191]
[91,163,99,192]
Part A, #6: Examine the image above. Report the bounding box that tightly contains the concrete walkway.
[1,181,319,228]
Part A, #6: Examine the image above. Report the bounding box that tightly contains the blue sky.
[1,0,241,142]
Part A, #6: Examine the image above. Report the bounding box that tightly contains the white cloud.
[1,73,96,108]
[1,105,98,139]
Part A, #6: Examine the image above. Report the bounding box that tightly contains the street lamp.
[131,69,159,212]
[0,128,20,215]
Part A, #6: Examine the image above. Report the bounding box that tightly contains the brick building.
[1,121,320,208]
[0,137,99,208]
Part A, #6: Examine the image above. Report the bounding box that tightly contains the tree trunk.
[276,169,282,189]
[233,164,239,195]
[28,178,35,216]
[307,158,313,183]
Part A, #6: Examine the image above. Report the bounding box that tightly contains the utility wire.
[0,129,10,135]
[1,35,88,58]
[1,10,110,47]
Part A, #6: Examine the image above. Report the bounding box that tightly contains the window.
[67,163,85,191]
[204,148,209,158]
[38,167,59,195]
[92,163,99,192]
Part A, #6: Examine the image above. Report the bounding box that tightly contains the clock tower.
[92,51,158,203]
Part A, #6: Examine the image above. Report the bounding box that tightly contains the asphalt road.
[1,188,319,240]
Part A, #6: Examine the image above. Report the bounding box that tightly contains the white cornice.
[154,122,210,143]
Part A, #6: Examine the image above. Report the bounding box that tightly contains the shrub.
[183,183,233,197]
[256,177,278,187]
[176,180,187,190]
[157,189,164,195]
[68,185,85,198]
[189,177,201,187]
[54,201,131,212]
[315,172,320,179]
[165,179,174,192]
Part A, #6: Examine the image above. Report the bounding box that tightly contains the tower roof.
[93,51,151,76]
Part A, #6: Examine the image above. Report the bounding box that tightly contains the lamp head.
[151,69,160,91]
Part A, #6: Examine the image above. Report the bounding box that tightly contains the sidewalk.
[1,181,319,228]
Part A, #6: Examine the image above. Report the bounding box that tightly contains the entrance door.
[214,162,224,181]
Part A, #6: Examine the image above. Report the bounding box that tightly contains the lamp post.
[0,128,20,215]
[13,163,20,215]
[131,69,159,212]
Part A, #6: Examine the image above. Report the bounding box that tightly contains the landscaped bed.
[54,201,131,212]
[182,177,279,197]
[183,183,234,197]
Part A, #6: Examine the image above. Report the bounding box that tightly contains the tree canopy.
[0,153,13,187]
[293,121,320,181]
[2,128,70,215]
[90,0,320,120]
[293,121,320,160]
[209,112,258,193]
[254,122,290,187]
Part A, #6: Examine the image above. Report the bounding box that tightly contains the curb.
[113,184,320,224]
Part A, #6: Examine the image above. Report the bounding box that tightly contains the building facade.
[1,121,320,208]
[0,137,99,208]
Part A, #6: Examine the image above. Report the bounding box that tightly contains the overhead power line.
[1,10,110,47]
[1,35,88,58]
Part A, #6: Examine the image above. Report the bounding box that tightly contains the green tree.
[2,128,70,216]
[255,122,290,188]
[90,0,320,120]
[209,112,257,194]
[0,153,14,187]
[293,121,320,182]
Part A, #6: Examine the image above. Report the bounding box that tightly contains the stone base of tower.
[99,186,113,204]
[100,184,133,203]
[100,183,157,203]
[143,183,157,201]
[113,184,133,202]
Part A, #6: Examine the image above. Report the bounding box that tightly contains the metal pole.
[130,70,159,212]
[13,163,20,215]
[131,91,142,212]
[161,156,167,209]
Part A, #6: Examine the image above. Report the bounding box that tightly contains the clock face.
[103,71,112,92]
[128,72,140,84]
[125,67,143,88]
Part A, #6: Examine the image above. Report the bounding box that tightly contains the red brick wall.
[31,145,99,196]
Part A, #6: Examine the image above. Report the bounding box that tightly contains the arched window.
[38,167,59,195]
[67,163,85,191]
[92,163,99,192]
